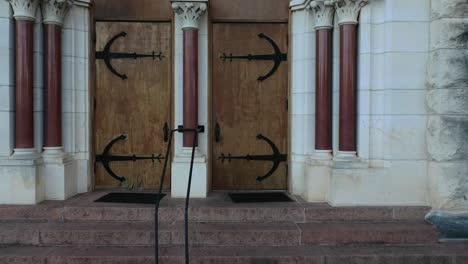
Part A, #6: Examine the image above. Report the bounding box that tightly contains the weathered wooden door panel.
[94,22,171,189]
[212,23,288,190]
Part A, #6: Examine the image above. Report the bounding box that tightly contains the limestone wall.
[290,0,434,206]
[427,0,468,209]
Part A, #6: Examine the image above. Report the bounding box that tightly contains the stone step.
[0,222,300,246]
[0,221,438,247]
[0,203,430,223]
[0,244,467,264]
[299,222,439,245]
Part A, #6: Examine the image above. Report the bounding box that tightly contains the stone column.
[300,0,336,202]
[172,2,206,147]
[333,0,368,159]
[425,0,468,239]
[1,0,43,204]
[309,0,335,159]
[9,0,40,157]
[171,1,208,198]
[42,0,72,157]
[39,0,75,201]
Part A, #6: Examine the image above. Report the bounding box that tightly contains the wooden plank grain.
[212,23,288,190]
[94,22,172,190]
[211,0,290,22]
[94,0,172,21]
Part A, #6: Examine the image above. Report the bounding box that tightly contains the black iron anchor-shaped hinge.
[95,31,164,80]
[219,134,287,182]
[95,134,164,183]
[220,33,287,81]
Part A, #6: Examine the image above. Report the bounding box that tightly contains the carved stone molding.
[332,0,369,25]
[307,0,335,29]
[8,0,40,21]
[171,1,207,29]
[41,0,73,26]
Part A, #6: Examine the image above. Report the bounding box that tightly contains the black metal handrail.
[155,125,204,264]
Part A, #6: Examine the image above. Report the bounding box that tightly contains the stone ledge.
[426,209,468,239]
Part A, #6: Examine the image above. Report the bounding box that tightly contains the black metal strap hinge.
[95,134,164,183]
[96,31,164,80]
[220,33,287,81]
[219,134,287,182]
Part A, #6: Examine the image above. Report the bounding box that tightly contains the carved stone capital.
[9,0,40,21]
[171,1,207,29]
[307,0,335,29]
[41,0,73,26]
[332,0,369,25]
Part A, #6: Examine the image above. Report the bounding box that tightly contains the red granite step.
[0,220,438,247]
[0,204,430,223]
[305,206,430,222]
[0,222,300,246]
[299,222,439,245]
[0,244,467,264]
[62,205,306,222]
[0,191,431,223]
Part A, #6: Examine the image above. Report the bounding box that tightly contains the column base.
[312,149,333,160]
[334,151,358,161]
[43,147,67,158]
[303,154,332,202]
[171,147,208,198]
[0,156,44,204]
[333,152,368,169]
[12,148,40,159]
[41,147,76,200]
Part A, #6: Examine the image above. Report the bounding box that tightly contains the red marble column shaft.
[339,24,357,152]
[44,24,62,147]
[15,20,35,149]
[315,28,333,151]
[183,28,199,147]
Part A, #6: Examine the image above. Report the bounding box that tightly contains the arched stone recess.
[289,0,432,206]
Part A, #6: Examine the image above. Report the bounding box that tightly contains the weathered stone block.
[430,18,468,50]
[426,209,468,239]
[427,88,468,115]
[427,116,468,162]
[426,49,468,90]
[431,0,468,19]
[428,161,468,209]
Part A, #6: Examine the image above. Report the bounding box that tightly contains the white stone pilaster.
[41,0,72,25]
[303,1,335,201]
[332,0,368,25]
[171,0,209,198]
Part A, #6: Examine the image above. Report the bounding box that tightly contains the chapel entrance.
[211,23,289,190]
[94,21,172,189]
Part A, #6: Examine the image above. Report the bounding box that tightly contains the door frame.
[91,19,175,190]
[208,20,291,191]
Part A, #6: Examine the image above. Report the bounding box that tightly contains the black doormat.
[228,192,294,203]
[94,192,166,205]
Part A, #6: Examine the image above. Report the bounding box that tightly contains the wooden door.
[212,23,289,190]
[94,22,171,190]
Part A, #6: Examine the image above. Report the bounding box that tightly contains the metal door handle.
[163,122,169,142]
[214,122,221,143]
